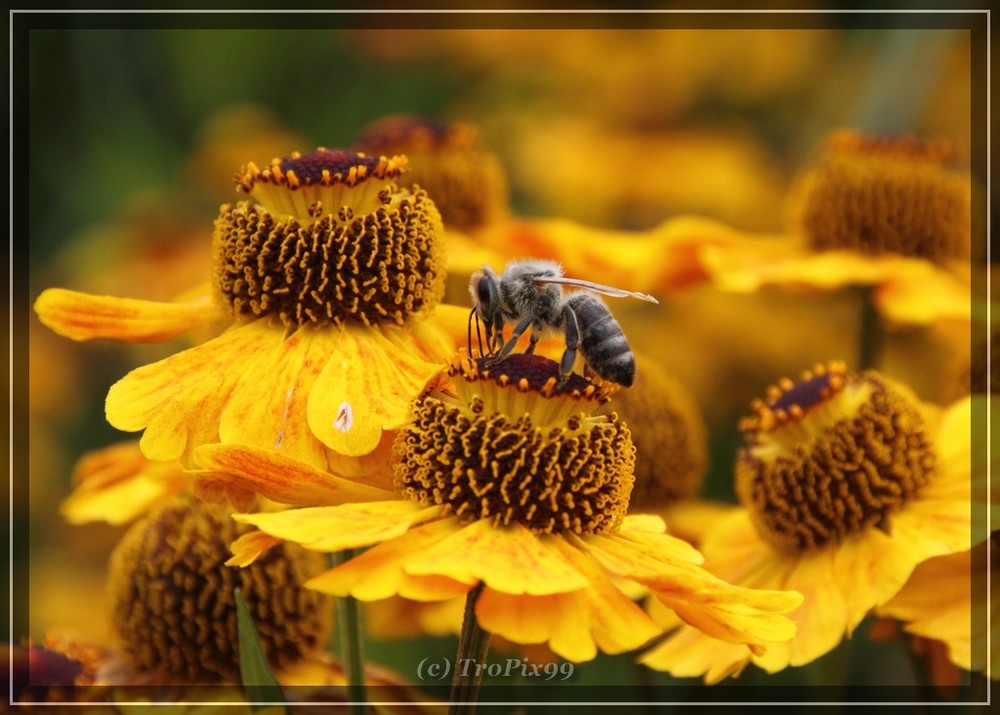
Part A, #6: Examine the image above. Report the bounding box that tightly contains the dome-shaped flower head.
[35,148,471,474]
[213,352,803,664]
[640,362,978,682]
[106,495,332,685]
[352,114,509,233]
[700,129,973,327]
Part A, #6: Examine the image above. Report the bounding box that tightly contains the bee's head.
[468,266,503,356]
[469,266,501,322]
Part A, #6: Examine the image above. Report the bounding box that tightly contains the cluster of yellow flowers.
[29,113,987,707]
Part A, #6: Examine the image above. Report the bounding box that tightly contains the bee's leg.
[497,315,535,359]
[558,305,580,385]
[487,315,504,354]
[525,321,543,354]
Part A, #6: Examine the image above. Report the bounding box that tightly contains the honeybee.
[468,259,658,387]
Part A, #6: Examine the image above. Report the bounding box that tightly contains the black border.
[10,6,992,710]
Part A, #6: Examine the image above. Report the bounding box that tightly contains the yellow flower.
[640,363,977,683]
[35,148,471,469]
[213,353,803,663]
[700,129,973,327]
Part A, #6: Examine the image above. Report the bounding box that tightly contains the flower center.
[393,353,634,535]
[352,114,508,232]
[107,497,330,683]
[735,362,936,554]
[797,130,970,263]
[213,148,446,328]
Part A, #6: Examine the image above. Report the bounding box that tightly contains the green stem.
[858,285,884,370]
[449,583,492,715]
[331,549,368,715]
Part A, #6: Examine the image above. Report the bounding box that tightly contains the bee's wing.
[531,275,659,304]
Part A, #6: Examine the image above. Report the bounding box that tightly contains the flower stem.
[858,285,884,370]
[449,583,491,715]
[331,548,367,715]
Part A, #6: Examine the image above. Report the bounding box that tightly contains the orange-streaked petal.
[585,525,705,573]
[404,520,589,596]
[217,325,335,471]
[226,530,284,567]
[233,501,442,552]
[308,325,443,457]
[34,288,222,343]
[305,518,463,600]
[191,443,394,507]
[105,320,281,462]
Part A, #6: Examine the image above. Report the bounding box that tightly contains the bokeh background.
[22,10,983,701]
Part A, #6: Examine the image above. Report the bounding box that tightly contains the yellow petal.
[226,530,283,567]
[234,501,439,552]
[780,550,850,667]
[308,325,443,457]
[669,576,801,644]
[705,241,929,294]
[217,325,334,471]
[34,288,221,342]
[585,526,705,575]
[476,588,598,662]
[548,537,663,654]
[61,472,177,525]
[604,520,804,647]
[639,626,754,683]
[474,589,564,645]
[105,320,280,462]
[191,443,394,507]
[305,518,462,600]
[404,520,589,596]
[395,308,465,361]
[59,441,187,525]
[619,513,668,534]
[875,267,971,325]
